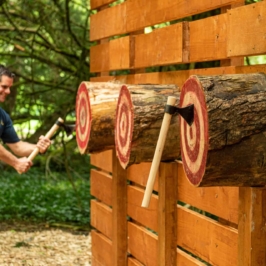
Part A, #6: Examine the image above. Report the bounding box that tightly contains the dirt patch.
[0,221,91,266]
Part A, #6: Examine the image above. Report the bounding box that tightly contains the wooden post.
[112,149,128,266]
[238,187,266,266]
[158,162,177,266]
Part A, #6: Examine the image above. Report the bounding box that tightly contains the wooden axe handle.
[141,97,177,208]
[28,117,64,161]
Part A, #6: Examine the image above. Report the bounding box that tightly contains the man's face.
[0,75,13,102]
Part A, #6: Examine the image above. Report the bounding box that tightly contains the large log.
[179,73,266,187]
[75,81,120,154]
[115,84,180,169]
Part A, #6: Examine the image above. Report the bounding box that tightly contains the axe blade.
[177,104,194,126]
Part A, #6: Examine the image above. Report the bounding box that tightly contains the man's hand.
[36,135,51,154]
[14,157,33,174]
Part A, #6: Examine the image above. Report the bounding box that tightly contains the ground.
[0,221,91,266]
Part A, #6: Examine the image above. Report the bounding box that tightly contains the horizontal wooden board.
[190,13,228,62]
[134,23,183,68]
[91,0,115,10]
[91,169,112,206]
[91,230,112,266]
[127,185,158,231]
[176,248,207,266]
[176,162,238,224]
[90,0,241,40]
[228,1,266,57]
[90,149,112,172]
[127,162,158,190]
[109,36,130,70]
[128,257,144,266]
[91,200,112,239]
[127,222,158,266]
[177,205,238,266]
[90,2,127,41]
[90,42,109,73]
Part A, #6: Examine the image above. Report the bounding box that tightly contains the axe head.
[56,120,76,136]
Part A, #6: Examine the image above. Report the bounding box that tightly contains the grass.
[0,168,92,226]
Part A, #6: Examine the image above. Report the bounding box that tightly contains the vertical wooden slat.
[238,187,266,266]
[112,149,128,266]
[158,162,177,266]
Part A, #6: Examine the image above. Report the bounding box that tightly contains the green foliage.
[0,169,91,225]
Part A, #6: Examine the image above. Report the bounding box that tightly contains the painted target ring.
[179,76,209,186]
[115,85,134,169]
[76,82,92,154]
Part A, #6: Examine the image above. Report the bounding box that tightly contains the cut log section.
[115,84,180,169]
[75,81,121,154]
[179,73,266,187]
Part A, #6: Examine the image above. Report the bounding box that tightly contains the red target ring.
[115,85,134,169]
[76,82,92,154]
[180,76,209,186]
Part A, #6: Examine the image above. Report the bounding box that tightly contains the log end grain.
[115,85,134,169]
[180,76,209,186]
[75,82,92,154]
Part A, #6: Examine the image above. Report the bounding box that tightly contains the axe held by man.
[0,64,53,174]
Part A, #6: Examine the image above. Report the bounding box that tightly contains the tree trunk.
[115,84,180,169]
[179,73,266,186]
[75,81,121,154]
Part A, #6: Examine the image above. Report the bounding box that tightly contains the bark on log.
[115,84,180,169]
[179,73,266,187]
[75,81,121,154]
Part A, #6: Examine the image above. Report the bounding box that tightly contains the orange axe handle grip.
[28,117,64,161]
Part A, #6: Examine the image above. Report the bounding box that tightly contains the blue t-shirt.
[0,108,20,143]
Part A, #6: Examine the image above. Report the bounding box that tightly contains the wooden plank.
[127,185,158,231]
[90,149,112,172]
[91,169,112,206]
[228,1,266,57]
[91,0,115,10]
[109,36,130,70]
[177,162,238,224]
[235,64,266,74]
[128,257,144,266]
[177,205,238,266]
[127,162,158,190]
[238,187,266,266]
[90,2,127,41]
[126,0,241,34]
[190,13,228,62]
[134,23,183,68]
[91,230,112,266]
[90,200,112,239]
[112,150,128,266]
[158,162,177,266]
[90,66,236,86]
[90,42,109,73]
[176,248,207,266]
[127,222,158,266]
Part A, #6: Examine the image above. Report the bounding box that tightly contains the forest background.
[0,0,264,228]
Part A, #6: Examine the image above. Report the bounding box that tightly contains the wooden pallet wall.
[88,0,266,265]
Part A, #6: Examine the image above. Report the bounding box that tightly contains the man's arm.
[0,143,32,173]
[6,135,51,157]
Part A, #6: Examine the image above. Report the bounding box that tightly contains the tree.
[0,0,93,144]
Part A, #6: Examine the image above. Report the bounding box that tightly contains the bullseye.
[180,76,209,186]
[115,85,134,169]
[76,82,91,154]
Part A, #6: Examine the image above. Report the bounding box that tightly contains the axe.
[27,117,75,161]
[141,96,194,208]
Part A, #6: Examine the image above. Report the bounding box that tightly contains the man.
[0,64,51,173]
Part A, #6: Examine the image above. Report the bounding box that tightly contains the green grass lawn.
[0,169,91,226]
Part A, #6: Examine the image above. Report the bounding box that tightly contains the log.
[179,73,266,187]
[115,84,180,169]
[75,81,120,154]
